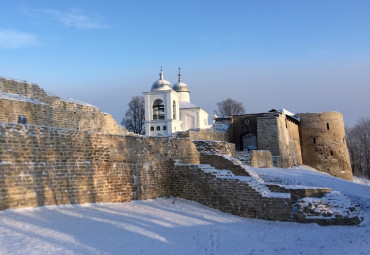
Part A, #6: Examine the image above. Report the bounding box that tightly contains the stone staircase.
[189,139,363,225]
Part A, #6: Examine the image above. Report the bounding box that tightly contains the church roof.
[179,102,199,109]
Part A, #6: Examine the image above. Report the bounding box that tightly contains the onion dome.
[172,67,190,93]
[151,67,172,91]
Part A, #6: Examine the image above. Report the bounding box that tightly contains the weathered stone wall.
[276,114,302,167]
[266,184,331,203]
[170,164,292,221]
[176,129,229,142]
[193,140,236,157]
[257,116,280,157]
[296,112,353,180]
[199,154,249,176]
[257,114,302,168]
[0,98,52,126]
[0,123,199,210]
[251,150,273,168]
[0,78,127,135]
[225,115,259,151]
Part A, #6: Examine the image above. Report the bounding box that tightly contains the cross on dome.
[159,66,164,80]
[178,67,182,82]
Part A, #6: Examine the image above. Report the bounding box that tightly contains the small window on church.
[163,126,167,130]
[18,115,27,124]
[157,126,160,131]
[173,101,176,120]
[150,126,154,131]
[327,123,330,130]
[313,138,316,144]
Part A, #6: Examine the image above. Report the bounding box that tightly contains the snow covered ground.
[0,167,369,255]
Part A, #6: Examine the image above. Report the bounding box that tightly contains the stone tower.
[296,112,353,181]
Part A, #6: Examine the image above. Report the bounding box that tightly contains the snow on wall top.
[61,97,97,108]
[0,92,48,105]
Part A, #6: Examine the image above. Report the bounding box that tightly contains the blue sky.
[1,0,369,125]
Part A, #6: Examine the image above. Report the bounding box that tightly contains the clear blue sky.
[1,0,369,125]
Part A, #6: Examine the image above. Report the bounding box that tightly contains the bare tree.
[346,118,370,179]
[215,98,245,117]
[121,96,145,135]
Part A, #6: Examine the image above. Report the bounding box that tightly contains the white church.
[143,68,209,136]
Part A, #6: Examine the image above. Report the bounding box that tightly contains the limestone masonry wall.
[176,129,229,142]
[296,112,353,181]
[170,164,292,221]
[0,123,199,209]
[257,116,280,158]
[276,114,302,167]
[0,78,127,135]
[192,140,236,157]
[251,150,273,168]
[257,114,302,168]
[0,77,360,225]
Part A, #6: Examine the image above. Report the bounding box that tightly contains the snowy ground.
[0,167,369,255]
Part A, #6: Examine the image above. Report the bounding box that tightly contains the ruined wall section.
[192,140,236,157]
[0,78,127,135]
[171,164,292,221]
[296,112,353,180]
[0,123,199,209]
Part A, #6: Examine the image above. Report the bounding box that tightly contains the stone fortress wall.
[218,110,351,180]
[296,112,353,180]
[0,78,127,135]
[0,122,296,222]
[0,77,361,225]
[225,112,302,169]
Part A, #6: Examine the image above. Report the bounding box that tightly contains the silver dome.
[151,69,172,91]
[172,81,189,92]
[151,79,172,91]
[172,68,190,93]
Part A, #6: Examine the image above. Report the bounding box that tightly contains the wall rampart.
[0,122,199,209]
[192,140,236,157]
[176,129,229,142]
[296,112,353,180]
[0,78,127,135]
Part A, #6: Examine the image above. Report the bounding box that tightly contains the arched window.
[173,100,176,119]
[153,99,165,120]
